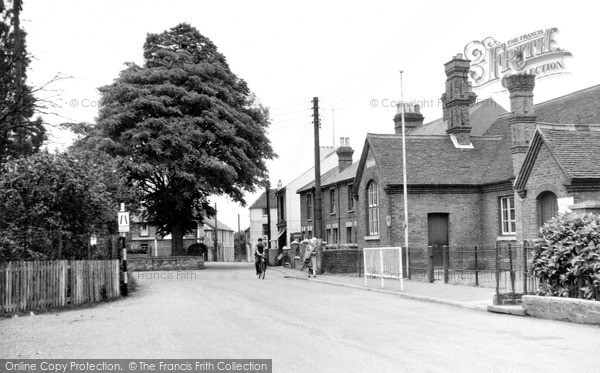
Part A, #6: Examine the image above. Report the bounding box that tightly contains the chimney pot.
[336,140,354,172]
[442,53,477,146]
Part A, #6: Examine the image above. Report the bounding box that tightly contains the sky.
[20,0,600,231]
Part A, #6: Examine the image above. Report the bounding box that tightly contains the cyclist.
[254,238,266,276]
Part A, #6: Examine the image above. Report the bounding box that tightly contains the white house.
[248,189,278,261]
[275,146,338,248]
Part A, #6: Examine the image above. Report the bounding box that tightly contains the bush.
[532,213,600,300]
[187,243,207,256]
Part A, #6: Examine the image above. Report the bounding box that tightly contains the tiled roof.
[365,132,512,186]
[409,98,507,136]
[204,216,234,232]
[248,188,278,210]
[325,162,359,186]
[297,167,340,193]
[534,84,600,124]
[297,161,360,194]
[539,124,600,179]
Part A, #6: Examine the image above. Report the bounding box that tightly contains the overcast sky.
[21,0,600,230]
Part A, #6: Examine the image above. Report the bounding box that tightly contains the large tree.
[0,150,139,261]
[0,0,46,167]
[91,24,275,255]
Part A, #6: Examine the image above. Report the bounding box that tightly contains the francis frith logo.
[464,27,572,88]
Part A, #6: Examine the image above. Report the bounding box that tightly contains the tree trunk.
[171,223,185,256]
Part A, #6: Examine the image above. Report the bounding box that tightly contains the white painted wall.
[283,147,338,244]
[249,207,278,250]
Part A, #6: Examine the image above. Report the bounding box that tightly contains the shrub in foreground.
[532,213,600,300]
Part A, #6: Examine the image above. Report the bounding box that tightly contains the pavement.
[274,266,505,312]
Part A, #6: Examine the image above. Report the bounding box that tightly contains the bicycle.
[257,255,267,279]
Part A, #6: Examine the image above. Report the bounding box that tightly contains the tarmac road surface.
[1,262,599,372]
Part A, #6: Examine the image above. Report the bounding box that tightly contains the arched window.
[538,191,558,227]
[367,181,379,235]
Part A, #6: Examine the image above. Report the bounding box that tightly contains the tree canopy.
[0,150,140,261]
[0,0,46,167]
[84,23,275,255]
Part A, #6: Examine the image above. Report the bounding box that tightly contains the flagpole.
[400,70,409,289]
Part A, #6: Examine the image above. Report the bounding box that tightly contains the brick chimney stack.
[394,104,424,134]
[441,54,477,146]
[336,137,354,172]
[505,74,537,176]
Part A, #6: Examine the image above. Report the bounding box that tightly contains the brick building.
[298,53,600,254]
[352,55,600,251]
[297,138,359,245]
[514,122,600,242]
[129,216,234,261]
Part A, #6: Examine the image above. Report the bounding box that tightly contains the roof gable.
[352,137,373,196]
[514,124,600,190]
[204,217,234,232]
[248,189,278,210]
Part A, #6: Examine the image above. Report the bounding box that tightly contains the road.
[1,262,599,372]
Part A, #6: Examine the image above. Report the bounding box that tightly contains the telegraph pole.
[214,203,218,261]
[312,97,323,239]
[266,183,272,249]
[400,70,408,287]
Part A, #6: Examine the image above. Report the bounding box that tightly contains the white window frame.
[368,182,379,236]
[330,188,336,215]
[140,223,149,237]
[500,196,516,235]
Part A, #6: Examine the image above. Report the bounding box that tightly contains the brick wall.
[321,247,362,274]
[519,143,568,241]
[481,188,516,244]
[355,147,503,249]
[298,178,357,243]
[128,256,205,271]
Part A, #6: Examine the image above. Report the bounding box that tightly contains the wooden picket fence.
[0,260,120,313]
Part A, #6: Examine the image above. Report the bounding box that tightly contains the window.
[262,208,268,216]
[500,196,516,235]
[307,194,313,220]
[367,181,379,235]
[330,188,336,214]
[140,223,149,237]
[538,191,558,227]
[307,229,312,239]
[346,227,353,243]
[348,185,354,211]
[326,228,331,243]
[278,195,285,222]
[262,224,269,237]
[140,243,148,253]
[333,228,338,244]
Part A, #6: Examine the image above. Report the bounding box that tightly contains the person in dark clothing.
[254,238,266,275]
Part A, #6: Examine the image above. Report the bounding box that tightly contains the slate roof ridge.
[367,132,503,141]
[537,122,600,131]
[534,83,600,109]
[297,166,340,193]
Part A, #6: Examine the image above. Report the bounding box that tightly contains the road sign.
[118,211,130,233]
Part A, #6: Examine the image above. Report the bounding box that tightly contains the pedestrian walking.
[300,238,318,278]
